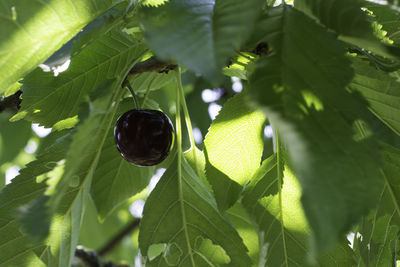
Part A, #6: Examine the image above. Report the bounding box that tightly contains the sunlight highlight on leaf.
[139,158,251,266]
[258,167,308,233]
[205,93,265,185]
[0,0,121,93]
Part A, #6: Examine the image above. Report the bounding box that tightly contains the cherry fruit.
[114,109,174,166]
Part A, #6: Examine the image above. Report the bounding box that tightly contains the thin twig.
[75,247,101,267]
[75,246,131,267]
[122,57,177,88]
[98,219,140,256]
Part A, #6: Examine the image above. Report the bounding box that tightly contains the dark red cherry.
[114,109,174,166]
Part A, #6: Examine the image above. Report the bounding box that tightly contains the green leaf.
[226,203,260,265]
[248,5,383,253]
[139,157,251,266]
[243,154,355,266]
[13,30,146,129]
[294,0,400,58]
[374,142,400,225]
[128,71,175,94]
[365,2,400,46]
[204,92,265,211]
[183,146,210,190]
[43,82,126,266]
[139,0,263,82]
[0,0,121,93]
[79,198,139,265]
[91,99,154,220]
[0,134,69,267]
[357,215,399,266]
[43,7,126,70]
[0,112,32,164]
[354,143,400,266]
[29,52,143,264]
[349,57,400,136]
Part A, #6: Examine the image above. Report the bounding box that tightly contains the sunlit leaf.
[0,134,69,267]
[204,92,265,210]
[243,154,355,266]
[0,0,121,93]
[139,157,251,266]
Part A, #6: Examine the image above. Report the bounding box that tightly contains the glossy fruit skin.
[114,109,174,166]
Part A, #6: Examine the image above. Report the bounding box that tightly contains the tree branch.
[98,219,140,256]
[122,57,177,88]
[75,246,131,267]
[75,247,101,267]
[0,91,22,113]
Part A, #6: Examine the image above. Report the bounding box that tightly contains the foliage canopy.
[1,0,400,266]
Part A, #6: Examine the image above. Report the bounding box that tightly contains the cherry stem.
[141,75,157,109]
[127,84,139,109]
[175,67,196,149]
[175,65,196,267]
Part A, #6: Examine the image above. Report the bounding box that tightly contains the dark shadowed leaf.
[91,99,154,220]
[294,0,400,58]
[248,5,383,254]
[349,57,400,136]
[139,0,263,82]
[13,30,146,130]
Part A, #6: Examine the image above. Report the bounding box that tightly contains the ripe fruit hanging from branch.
[114,109,174,166]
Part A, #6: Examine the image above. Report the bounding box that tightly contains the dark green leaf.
[365,2,400,46]
[139,157,251,266]
[27,49,144,263]
[79,198,139,265]
[91,99,154,220]
[248,5,383,253]
[355,143,400,266]
[349,57,400,136]
[43,81,127,265]
[294,0,400,58]
[13,30,146,129]
[139,0,263,82]
[0,112,32,164]
[128,71,175,94]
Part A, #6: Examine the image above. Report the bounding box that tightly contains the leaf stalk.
[175,66,196,266]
